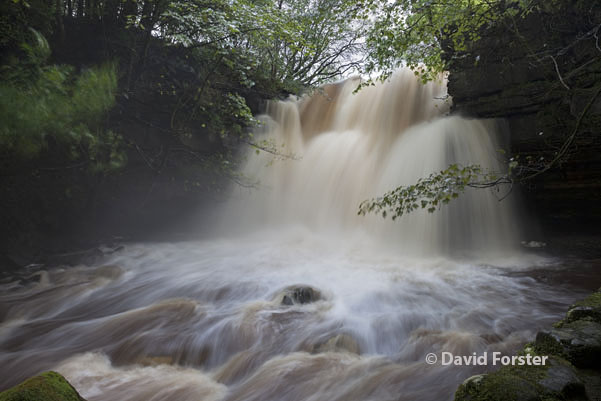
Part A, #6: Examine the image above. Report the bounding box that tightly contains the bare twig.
[594,23,601,53]
[133,143,161,172]
[523,84,601,180]
[546,55,570,90]
[240,138,300,160]
[38,161,89,171]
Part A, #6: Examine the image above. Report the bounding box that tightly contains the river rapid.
[0,234,588,401]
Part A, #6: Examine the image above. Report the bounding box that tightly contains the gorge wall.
[444,0,601,249]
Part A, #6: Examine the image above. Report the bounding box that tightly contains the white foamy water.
[0,238,585,400]
[0,70,588,400]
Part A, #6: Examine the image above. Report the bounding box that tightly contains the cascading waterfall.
[0,70,587,401]
[227,70,520,256]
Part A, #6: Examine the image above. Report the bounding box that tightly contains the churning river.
[0,70,593,400]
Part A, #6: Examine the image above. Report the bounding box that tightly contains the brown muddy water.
[0,239,594,400]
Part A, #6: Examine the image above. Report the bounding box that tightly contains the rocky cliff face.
[445,0,601,243]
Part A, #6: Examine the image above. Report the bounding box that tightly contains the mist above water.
[0,70,584,401]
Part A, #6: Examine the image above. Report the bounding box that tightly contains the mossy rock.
[564,292,601,326]
[535,320,601,369]
[454,373,539,401]
[0,371,86,401]
[454,354,587,401]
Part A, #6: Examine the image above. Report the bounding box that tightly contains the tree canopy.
[363,0,561,82]
[0,0,369,180]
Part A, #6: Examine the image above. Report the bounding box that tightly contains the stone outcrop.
[455,357,587,401]
[445,0,601,231]
[535,320,601,369]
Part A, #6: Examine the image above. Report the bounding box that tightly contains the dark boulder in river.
[280,285,321,306]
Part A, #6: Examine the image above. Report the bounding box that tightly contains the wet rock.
[566,306,601,325]
[454,356,587,401]
[563,291,601,325]
[280,285,321,306]
[455,373,539,401]
[0,371,86,401]
[93,265,123,280]
[455,290,601,401]
[535,320,601,369]
[520,241,547,248]
[537,360,586,398]
[311,334,360,354]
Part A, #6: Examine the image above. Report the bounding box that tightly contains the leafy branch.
[358,164,512,220]
[240,136,300,160]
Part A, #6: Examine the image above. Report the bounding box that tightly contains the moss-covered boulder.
[534,289,601,369]
[535,320,601,369]
[563,291,601,326]
[455,373,539,401]
[0,371,86,401]
[454,355,587,401]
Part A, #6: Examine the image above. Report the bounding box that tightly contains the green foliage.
[1,0,368,183]
[160,0,365,89]
[125,0,367,174]
[247,0,365,87]
[0,0,55,59]
[364,0,544,82]
[358,164,506,219]
[0,30,124,172]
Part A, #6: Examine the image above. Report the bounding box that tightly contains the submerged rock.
[93,264,124,280]
[311,334,360,354]
[279,285,321,306]
[0,371,86,401]
[520,241,547,249]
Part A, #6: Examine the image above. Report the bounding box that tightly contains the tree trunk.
[55,0,65,44]
[76,0,83,17]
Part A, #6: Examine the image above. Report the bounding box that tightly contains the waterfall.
[225,69,521,257]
